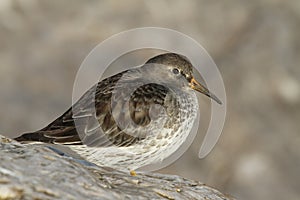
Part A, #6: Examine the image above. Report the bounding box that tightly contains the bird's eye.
[172,68,180,75]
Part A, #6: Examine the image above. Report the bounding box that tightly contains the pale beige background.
[0,1,299,200]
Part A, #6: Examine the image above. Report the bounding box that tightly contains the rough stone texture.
[0,135,234,200]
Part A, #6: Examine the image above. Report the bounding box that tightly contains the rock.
[0,135,234,200]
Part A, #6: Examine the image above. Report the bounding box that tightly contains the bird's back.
[15,69,179,147]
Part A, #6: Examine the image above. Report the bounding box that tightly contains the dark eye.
[172,68,180,75]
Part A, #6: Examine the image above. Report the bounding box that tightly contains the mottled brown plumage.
[15,53,221,170]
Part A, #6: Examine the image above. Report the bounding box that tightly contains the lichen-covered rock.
[0,135,234,200]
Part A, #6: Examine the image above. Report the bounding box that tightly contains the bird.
[14,53,222,171]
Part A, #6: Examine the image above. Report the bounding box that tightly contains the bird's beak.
[189,77,222,105]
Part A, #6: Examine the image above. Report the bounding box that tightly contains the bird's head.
[145,53,222,104]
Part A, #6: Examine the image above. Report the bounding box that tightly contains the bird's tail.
[14,131,54,143]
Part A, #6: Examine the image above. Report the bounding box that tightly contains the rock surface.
[0,135,234,200]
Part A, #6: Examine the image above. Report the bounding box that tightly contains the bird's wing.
[15,71,125,145]
[36,71,128,146]
[16,69,170,147]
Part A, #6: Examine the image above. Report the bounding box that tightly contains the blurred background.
[0,0,299,199]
